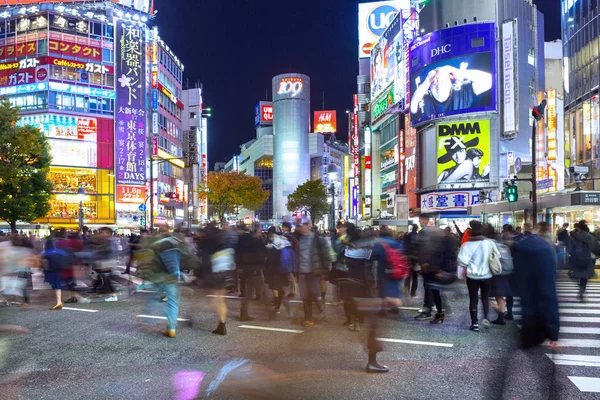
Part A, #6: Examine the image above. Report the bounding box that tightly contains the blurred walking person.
[88,227,118,301]
[296,221,331,327]
[208,225,238,335]
[237,225,267,321]
[265,227,295,320]
[567,220,600,302]
[458,221,500,331]
[483,225,514,325]
[513,225,560,348]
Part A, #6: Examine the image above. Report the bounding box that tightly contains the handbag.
[487,240,502,276]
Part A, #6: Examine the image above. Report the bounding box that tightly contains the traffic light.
[532,100,547,121]
[506,185,518,203]
[140,217,145,226]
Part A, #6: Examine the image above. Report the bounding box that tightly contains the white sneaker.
[482,319,491,328]
[78,297,91,304]
[105,296,118,302]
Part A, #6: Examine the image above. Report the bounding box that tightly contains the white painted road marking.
[376,338,454,348]
[62,307,99,313]
[568,377,600,393]
[239,325,304,334]
[547,354,600,367]
[560,316,600,323]
[560,303,600,308]
[136,314,190,322]
[560,327,600,335]
[207,295,240,300]
[545,339,600,348]
[559,309,600,314]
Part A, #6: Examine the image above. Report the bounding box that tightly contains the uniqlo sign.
[254,101,273,128]
[314,110,337,133]
[261,104,273,122]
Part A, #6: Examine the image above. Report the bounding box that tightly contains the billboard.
[409,23,497,126]
[116,184,146,204]
[436,120,490,184]
[20,114,97,141]
[115,21,146,186]
[358,1,410,59]
[502,20,517,136]
[0,1,153,13]
[370,8,417,102]
[254,101,273,128]
[314,110,337,133]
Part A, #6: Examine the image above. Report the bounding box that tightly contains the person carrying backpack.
[568,220,600,302]
[265,228,295,320]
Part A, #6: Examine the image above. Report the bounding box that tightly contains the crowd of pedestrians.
[4,215,599,373]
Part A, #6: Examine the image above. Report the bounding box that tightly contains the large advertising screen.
[370,8,418,103]
[358,1,409,59]
[116,21,146,186]
[20,114,97,141]
[409,23,497,126]
[436,119,490,184]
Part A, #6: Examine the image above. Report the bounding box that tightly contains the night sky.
[154,0,562,168]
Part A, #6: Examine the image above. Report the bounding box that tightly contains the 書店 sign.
[420,191,482,213]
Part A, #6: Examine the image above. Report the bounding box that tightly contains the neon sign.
[0,81,46,95]
[48,82,115,99]
[277,77,303,97]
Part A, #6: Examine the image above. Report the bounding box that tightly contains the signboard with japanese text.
[48,82,115,98]
[502,20,517,136]
[1,1,153,13]
[420,191,482,213]
[48,39,102,61]
[19,114,98,141]
[314,110,337,133]
[0,41,37,59]
[0,81,45,95]
[116,21,146,186]
[436,120,491,184]
[116,184,146,204]
[157,82,184,110]
[404,116,418,209]
[0,67,35,87]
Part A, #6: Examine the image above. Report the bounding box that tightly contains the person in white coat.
[458,221,500,332]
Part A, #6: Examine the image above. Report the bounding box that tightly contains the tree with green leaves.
[199,171,270,225]
[287,179,329,225]
[0,97,53,233]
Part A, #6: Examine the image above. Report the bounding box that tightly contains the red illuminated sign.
[0,68,35,87]
[157,83,184,110]
[261,104,273,123]
[116,185,146,204]
[48,39,101,61]
[365,156,372,169]
[0,41,37,59]
[314,110,337,133]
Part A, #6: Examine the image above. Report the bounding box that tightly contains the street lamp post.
[327,164,338,231]
[77,187,85,233]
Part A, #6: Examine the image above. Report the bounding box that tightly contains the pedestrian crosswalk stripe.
[376,338,454,348]
[239,325,304,334]
[560,302,600,308]
[568,377,600,393]
[136,314,190,322]
[546,339,600,348]
[62,307,98,313]
[547,354,600,367]
[561,316,600,323]
[560,327,600,334]
[559,309,600,314]
[556,290,600,293]
[557,294,600,298]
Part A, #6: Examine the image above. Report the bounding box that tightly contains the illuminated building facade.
[272,73,310,220]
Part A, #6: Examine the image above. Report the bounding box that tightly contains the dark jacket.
[513,234,560,348]
[236,233,266,272]
[568,230,600,279]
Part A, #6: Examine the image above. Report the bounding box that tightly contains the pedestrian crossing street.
[545,281,600,394]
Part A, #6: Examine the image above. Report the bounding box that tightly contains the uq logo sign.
[367,4,399,37]
[277,77,304,97]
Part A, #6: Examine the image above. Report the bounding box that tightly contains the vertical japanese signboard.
[116,21,146,187]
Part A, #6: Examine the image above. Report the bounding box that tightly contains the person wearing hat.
[437,136,481,184]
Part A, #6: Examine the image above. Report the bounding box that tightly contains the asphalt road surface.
[1,267,599,400]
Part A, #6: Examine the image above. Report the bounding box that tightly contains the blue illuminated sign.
[152,89,158,110]
[48,82,116,99]
[0,82,47,96]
